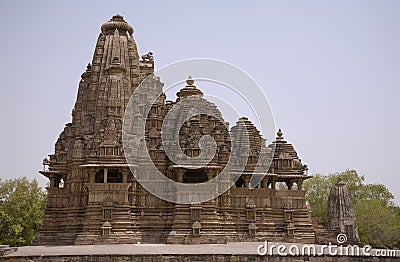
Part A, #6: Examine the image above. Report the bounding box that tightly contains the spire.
[70,14,141,155]
[328,177,360,243]
[176,76,204,99]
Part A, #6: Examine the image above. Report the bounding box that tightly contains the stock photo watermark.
[257,234,398,257]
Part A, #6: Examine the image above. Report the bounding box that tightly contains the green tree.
[303,170,400,249]
[303,170,363,222]
[355,200,400,248]
[0,177,47,246]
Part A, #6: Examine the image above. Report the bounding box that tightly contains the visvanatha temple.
[34,15,359,245]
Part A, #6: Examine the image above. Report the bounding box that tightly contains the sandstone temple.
[35,15,358,245]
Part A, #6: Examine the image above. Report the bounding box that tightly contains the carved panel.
[191,207,201,221]
[103,208,113,221]
[247,210,256,222]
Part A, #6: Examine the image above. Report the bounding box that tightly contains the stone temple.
[35,15,356,245]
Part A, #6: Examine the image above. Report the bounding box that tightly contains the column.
[271,178,277,189]
[261,178,268,188]
[49,175,57,188]
[89,170,96,183]
[176,169,184,183]
[122,169,129,183]
[297,179,303,190]
[243,177,250,188]
[104,168,108,183]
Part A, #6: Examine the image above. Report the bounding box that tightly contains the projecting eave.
[80,163,137,168]
[276,174,312,179]
[169,165,221,170]
[39,170,66,179]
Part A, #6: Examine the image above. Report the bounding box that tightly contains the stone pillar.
[89,170,96,183]
[261,178,268,188]
[122,169,129,183]
[296,179,303,190]
[271,178,277,189]
[49,175,57,188]
[176,169,184,183]
[103,168,108,183]
[286,180,293,190]
[243,177,250,188]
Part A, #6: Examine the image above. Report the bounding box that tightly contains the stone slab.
[3,242,399,257]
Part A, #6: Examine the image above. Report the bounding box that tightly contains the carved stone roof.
[268,129,307,176]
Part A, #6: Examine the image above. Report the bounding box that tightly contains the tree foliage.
[0,177,47,246]
[303,170,400,248]
[355,200,400,248]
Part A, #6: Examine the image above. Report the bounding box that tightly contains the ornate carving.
[36,15,327,247]
[141,51,153,62]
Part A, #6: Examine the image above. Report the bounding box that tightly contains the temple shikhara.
[35,15,358,245]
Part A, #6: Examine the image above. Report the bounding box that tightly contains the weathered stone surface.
[0,246,17,257]
[328,177,360,243]
[34,14,346,247]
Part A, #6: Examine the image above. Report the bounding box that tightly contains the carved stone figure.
[141,51,154,62]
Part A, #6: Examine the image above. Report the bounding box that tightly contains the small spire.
[186,76,195,86]
[176,76,203,99]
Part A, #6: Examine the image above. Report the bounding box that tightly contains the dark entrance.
[183,170,208,183]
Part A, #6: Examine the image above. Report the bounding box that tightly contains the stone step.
[0,245,18,256]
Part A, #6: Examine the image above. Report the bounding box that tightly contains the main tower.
[36,15,155,245]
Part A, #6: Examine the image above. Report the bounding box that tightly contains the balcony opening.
[183,170,207,183]
[107,169,123,183]
[95,169,104,183]
[235,176,245,188]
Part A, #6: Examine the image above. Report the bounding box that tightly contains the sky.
[0,1,399,203]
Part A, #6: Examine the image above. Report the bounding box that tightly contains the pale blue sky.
[0,1,399,203]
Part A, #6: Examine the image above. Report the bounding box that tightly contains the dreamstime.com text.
[257,241,398,257]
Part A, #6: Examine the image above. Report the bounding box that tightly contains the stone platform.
[1,242,399,261]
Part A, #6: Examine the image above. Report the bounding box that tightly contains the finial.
[112,14,124,20]
[277,129,283,138]
[101,14,133,35]
[186,76,195,86]
[336,175,346,186]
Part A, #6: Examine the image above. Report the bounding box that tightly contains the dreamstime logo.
[336,233,347,244]
[122,59,276,204]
